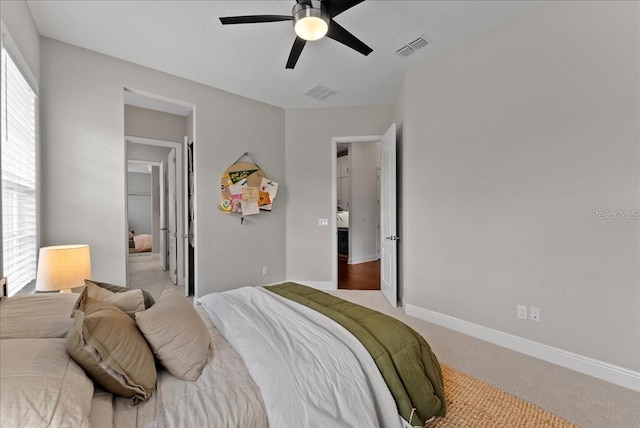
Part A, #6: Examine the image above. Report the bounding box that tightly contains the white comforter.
[90,305,268,428]
[199,286,402,428]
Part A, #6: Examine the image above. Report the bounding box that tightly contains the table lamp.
[35,245,92,293]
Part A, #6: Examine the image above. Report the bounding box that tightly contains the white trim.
[128,160,161,166]
[347,255,380,265]
[0,20,38,93]
[331,139,338,289]
[334,135,381,144]
[125,135,181,148]
[289,280,335,290]
[127,159,160,174]
[124,87,193,116]
[189,107,198,299]
[405,304,640,392]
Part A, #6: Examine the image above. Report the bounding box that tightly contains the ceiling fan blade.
[323,0,365,18]
[286,37,307,69]
[326,21,372,56]
[219,15,292,25]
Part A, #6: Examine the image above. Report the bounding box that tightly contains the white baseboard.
[347,255,379,265]
[405,304,640,392]
[288,280,336,290]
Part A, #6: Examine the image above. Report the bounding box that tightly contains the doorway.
[335,140,381,290]
[332,124,398,306]
[125,138,184,299]
[123,89,196,299]
[127,158,162,257]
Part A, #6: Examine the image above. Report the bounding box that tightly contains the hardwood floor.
[338,256,380,290]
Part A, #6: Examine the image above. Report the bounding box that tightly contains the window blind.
[1,46,37,296]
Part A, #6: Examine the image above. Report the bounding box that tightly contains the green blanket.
[265,282,446,425]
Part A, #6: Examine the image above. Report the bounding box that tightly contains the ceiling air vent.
[304,84,338,101]
[395,45,414,57]
[395,35,430,58]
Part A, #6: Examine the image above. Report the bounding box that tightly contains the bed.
[0,281,446,428]
[129,231,152,253]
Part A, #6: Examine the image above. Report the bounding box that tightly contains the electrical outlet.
[262,266,268,275]
[530,307,540,322]
[318,219,329,226]
[517,305,528,319]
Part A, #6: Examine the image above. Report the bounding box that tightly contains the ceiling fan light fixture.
[293,3,329,41]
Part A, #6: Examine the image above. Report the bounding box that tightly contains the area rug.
[427,364,579,428]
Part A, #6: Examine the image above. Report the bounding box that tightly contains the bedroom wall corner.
[38,38,286,294]
[401,0,639,373]
[284,106,393,285]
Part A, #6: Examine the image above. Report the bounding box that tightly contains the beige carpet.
[327,290,640,427]
[428,364,579,428]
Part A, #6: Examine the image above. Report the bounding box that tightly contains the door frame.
[167,147,178,285]
[158,160,167,271]
[331,135,384,289]
[125,136,187,288]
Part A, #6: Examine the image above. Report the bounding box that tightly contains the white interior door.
[380,123,398,307]
[158,161,168,271]
[168,148,178,285]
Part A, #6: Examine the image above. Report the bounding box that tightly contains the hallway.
[128,253,184,300]
[338,257,380,290]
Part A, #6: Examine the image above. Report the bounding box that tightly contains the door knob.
[385,235,400,241]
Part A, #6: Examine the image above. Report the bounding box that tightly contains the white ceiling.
[27,0,544,109]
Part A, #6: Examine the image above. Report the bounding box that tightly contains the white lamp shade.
[35,245,92,292]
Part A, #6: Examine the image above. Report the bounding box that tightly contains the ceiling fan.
[219,0,373,69]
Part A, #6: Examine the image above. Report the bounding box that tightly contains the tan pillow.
[67,295,157,403]
[0,338,94,428]
[135,287,210,381]
[83,280,145,316]
[1,293,79,338]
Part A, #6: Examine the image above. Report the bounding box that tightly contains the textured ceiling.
[27,0,544,109]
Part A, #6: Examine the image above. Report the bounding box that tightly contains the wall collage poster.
[219,155,279,221]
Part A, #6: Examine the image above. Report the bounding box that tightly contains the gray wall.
[39,38,286,297]
[127,172,151,235]
[396,1,639,371]
[284,106,393,282]
[125,105,186,143]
